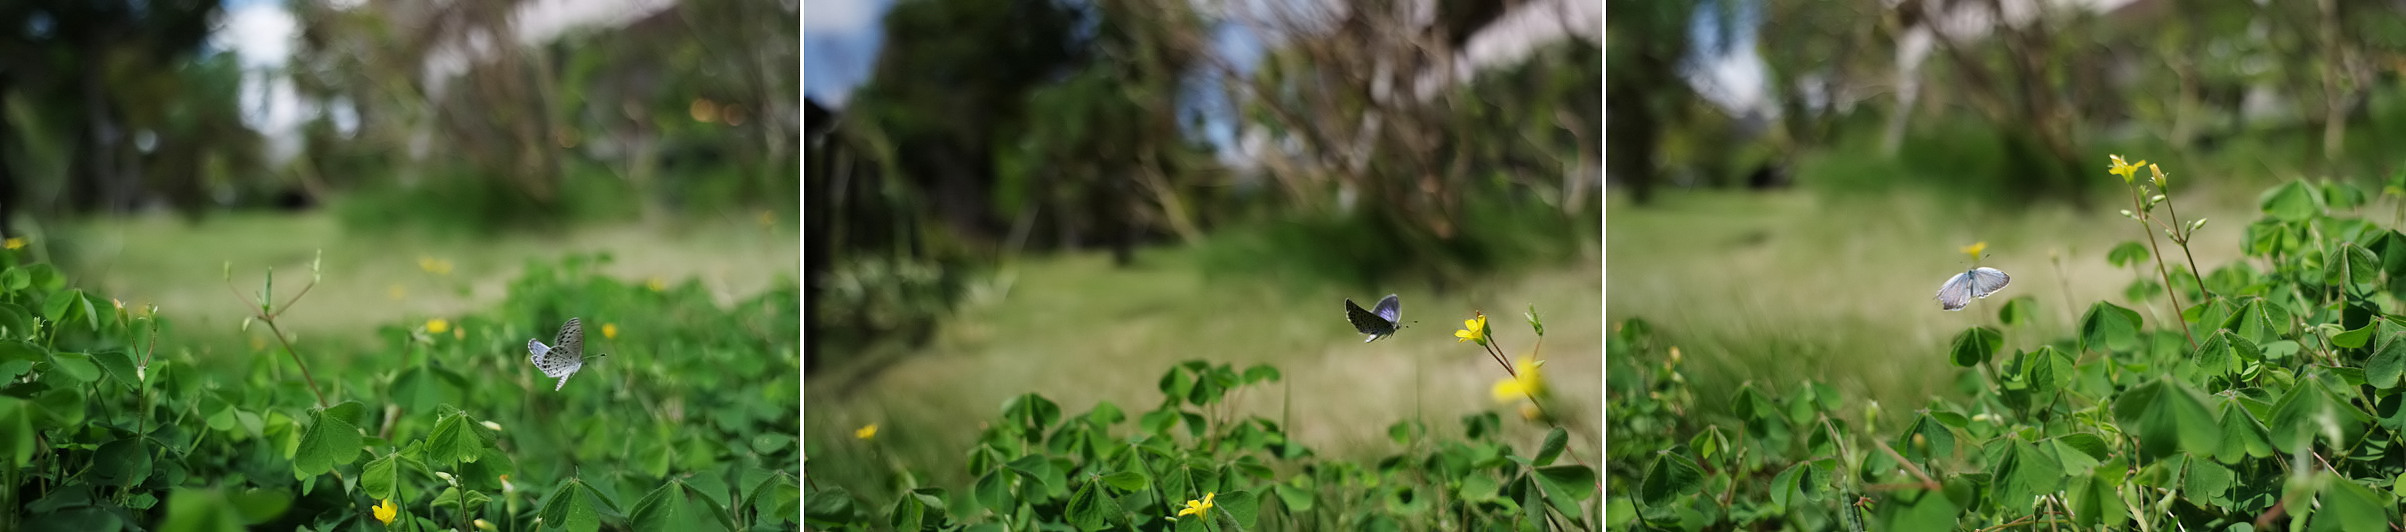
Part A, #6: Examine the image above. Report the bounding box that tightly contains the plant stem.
[2130,183,2199,349]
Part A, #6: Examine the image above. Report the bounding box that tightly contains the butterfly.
[1935,267,2011,311]
[1345,294,1403,342]
[527,317,607,391]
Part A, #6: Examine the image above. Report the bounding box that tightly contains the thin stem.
[2130,183,2200,349]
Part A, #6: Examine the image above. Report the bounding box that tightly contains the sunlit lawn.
[1605,186,2272,415]
[49,210,798,359]
[804,245,1605,495]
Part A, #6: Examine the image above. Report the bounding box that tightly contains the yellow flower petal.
[426,318,450,335]
[601,323,618,340]
[4,237,24,250]
[855,424,878,440]
[373,498,398,525]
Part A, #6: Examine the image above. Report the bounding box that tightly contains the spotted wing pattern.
[526,318,587,390]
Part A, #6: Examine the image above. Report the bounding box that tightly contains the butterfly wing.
[552,360,582,391]
[1373,294,1401,323]
[1936,271,1976,311]
[527,339,550,368]
[1969,267,2012,299]
[1346,298,1397,342]
[553,318,585,366]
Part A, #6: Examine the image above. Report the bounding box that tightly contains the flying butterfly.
[1935,267,2011,311]
[1345,294,1403,342]
[527,317,607,391]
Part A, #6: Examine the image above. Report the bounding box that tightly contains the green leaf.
[538,480,604,532]
[2372,335,2406,389]
[2080,301,2144,353]
[1534,427,1569,466]
[1064,481,1118,531]
[160,487,245,532]
[226,487,293,525]
[1993,440,2066,505]
[1949,326,2004,368]
[1273,482,1313,513]
[2332,322,2377,349]
[973,471,1010,512]
[2266,378,2366,454]
[0,398,32,467]
[2107,241,2152,268]
[631,481,720,532]
[90,349,139,391]
[90,438,153,488]
[2024,346,2076,396]
[362,454,398,501]
[1100,470,1148,491]
[44,351,100,382]
[1241,364,1280,384]
[1637,452,1701,509]
[2185,459,2236,508]
[2068,473,2130,529]
[1873,488,1960,531]
[1214,489,1261,527]
[1998,296,2037,327]
[1897,414,1956,462]
[2262,179,2322,221]
[2310,475,2395,532]
[423,413,487,465]
[2215,400,2275,463]
[2110,377,2222,459]
[1526,305,1544,336]
[291,409,362,478]
[1534,465,1597,519]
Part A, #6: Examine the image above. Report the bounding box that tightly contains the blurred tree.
[0,0,232,230]
[844,0,1086,243]
[1606,0,1700,206]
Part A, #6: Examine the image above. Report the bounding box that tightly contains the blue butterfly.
[1935,267,2010,311]
[1346,294,1402,342]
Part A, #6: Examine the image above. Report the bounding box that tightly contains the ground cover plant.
[0,250,802,531]
[1607,156,2406,530]
[805,305,1601,530]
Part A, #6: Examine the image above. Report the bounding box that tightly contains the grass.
[804,245,1604,494]
[1604,185,2277,416]
[43,209,797,363]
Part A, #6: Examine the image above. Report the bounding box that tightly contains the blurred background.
[1606,0,2406,419]
[803,0,1603,499]
[1,0,799,352]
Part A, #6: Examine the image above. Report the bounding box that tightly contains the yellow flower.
[3,237,23,250]
[426,318,450,334]
[1455,314,1488,344]
[372,498,398,525]
[855,424,878,440]
[2106,154,2145,184]
[601,323,618,340]
[1491,356,1547,404]
[646,277,668,292]
[1176,492,1215,518]
[1960,241,1987,262]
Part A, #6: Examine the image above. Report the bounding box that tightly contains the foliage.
[808,305,1598,529]
[1606,157,2406,530]
[1197,190,1597,293]
[0,250,799,531]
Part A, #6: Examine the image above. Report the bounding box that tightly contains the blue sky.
[803,0,895,105]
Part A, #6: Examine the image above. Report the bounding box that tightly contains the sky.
[803,0,893,106]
